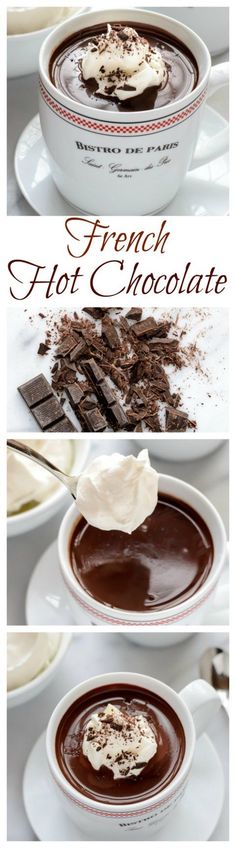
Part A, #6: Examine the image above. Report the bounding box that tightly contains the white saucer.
[15,108,229,216]
[26,539,229,626]
[23,729,224,841]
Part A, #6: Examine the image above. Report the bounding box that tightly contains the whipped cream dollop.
[7,439,73,515]
[76,449,158,533]
[7,633,61,690]
[82,703,157,779]
[81,24,167,101]
[7,7,78,35]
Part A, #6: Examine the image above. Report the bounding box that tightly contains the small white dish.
[25,539,229,627]
[7,634,71,708]
[136,439,224,463]
[14,108,229,216]
[7,9,87,78]
[155,8,229,57]
[7,439,90,537]
[23,729,224,841]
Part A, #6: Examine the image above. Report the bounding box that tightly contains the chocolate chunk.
[56,335,77,356]
[82,358,105,385]
[166,406,196,432]
[37,342,50,356]
[82,308,106,319]
[66,383,84,408]
[69,340,88,362]
[18,374,52,408]
[98,380,116,407]
[81,406,107,432]
[80,393,98,410]
[108,402,129,429]
[32,396,65,430]
[148,338,179,352]
[145,412,162,432]
[132,317,161,339]
[102,318,120,350]
[126,308,142,321]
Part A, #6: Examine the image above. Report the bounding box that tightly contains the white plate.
[26,539,229,626]
[14,108,229,216]
[23,729,224,841]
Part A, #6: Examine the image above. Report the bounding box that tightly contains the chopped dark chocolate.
[69,340,88,362]
[81,406,107,432]
[108,402,129,429]
[102,317,120,350]
[82,358,105,385]
[66,383,84,408]
[56,335,77,356]
[132,317,160,339]
[98,380,116,407]
[37,342,50,356]
[126,307,142,321]
[166,406,196,432]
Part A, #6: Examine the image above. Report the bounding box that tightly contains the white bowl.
[7,633,71,708]
[154,8,229,56]
[136,439,223,463]
[7,438,90,537]
[7,8,88,78]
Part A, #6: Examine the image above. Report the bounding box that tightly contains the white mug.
[39,7,229,214]
[46,671,221,839]
[58,473,227,627]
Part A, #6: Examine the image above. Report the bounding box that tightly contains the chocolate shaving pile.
[18,308,198,433]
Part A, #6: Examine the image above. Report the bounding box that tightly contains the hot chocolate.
[70,494,213,612]
[49,22,198,112]
[55,683,186,804]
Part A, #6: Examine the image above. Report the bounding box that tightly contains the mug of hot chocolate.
[58,450,227,626]
[46,671,221,838]
[39,7,229,214]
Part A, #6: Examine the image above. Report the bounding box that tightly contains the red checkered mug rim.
[39,77,207,136]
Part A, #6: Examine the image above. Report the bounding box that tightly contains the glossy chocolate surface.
[56,683,186,803]
[70,494,213,612]
[49,22,198,112]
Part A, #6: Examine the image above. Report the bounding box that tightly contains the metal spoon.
[199,647,229,716]
[7,439,78,500]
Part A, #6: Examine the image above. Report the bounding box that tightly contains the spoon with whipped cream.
[7,440,158,533]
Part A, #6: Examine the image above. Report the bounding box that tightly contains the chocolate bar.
[18,374,76,432]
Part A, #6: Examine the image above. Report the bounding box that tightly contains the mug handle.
[189,61,229,171]
[180,679,221,738]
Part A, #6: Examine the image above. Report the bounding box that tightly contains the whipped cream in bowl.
[7,438,89,537]
[7,632,71,708]
[81,24,168,101]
